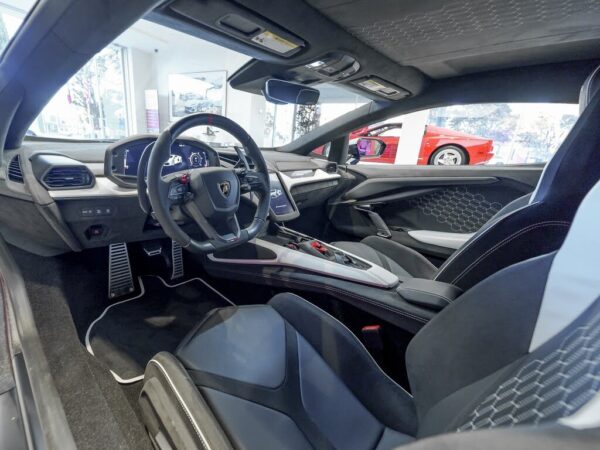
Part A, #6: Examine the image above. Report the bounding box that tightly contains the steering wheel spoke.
[182,201,242,248]
[238,169,269,194]
[164,174,191,206]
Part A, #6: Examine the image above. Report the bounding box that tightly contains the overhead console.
[148,0,427,99]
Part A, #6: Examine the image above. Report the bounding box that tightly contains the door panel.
[329,165,543,263]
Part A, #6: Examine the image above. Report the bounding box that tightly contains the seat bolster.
[361,236,438,279]
[140,352,233,450]
[269,292,418,435]
[175,306,287,388]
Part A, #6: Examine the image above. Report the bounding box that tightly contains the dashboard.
[106,136,220,187]
[1,135,342,255]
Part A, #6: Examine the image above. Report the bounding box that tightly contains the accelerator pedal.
[108,243,135,298]
[171,240,184,280]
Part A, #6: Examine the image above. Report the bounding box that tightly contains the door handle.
[354,205,392,238]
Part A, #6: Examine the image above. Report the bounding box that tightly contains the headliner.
[306,0,600,78]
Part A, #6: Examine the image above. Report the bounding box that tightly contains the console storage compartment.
[396,278,463,311]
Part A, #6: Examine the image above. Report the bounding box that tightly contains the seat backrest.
[407,175,600,438]
[434,65,600,290]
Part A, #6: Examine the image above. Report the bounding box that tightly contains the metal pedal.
[108,243,135,298]
[171,240,184,280]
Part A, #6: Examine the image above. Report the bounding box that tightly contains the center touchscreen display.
[269,173,295,217]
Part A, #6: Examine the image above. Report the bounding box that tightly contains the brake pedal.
[108,243,135,298]
[171,240,184,280]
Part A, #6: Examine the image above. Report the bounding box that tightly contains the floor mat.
[86,275,233,383]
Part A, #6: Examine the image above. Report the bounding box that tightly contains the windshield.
[2,10,368,145]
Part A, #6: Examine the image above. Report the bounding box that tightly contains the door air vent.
[7,155,24,183]
[43,166,94,189]
[325,162,338,173]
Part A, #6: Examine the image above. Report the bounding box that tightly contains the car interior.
[0,0,599,449]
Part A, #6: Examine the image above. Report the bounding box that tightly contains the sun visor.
[166,0,305,57]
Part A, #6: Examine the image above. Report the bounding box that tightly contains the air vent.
[325,162,338,174]
[7,155,24,183]
[43,166,94,189]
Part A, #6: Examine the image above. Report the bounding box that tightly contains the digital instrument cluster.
[108,137,220,184]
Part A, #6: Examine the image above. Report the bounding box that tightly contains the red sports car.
[316,123,494,165]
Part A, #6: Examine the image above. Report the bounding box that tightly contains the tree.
[517,113,578,162]
[429,103,518,142]
[293,104,320,139]
[67,45,122,138]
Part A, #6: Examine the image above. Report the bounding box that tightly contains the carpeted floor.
[9,246,152,450]
[87,275,232,382]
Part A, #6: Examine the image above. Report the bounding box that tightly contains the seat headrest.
[579,65,600,113]
[530,65,600,204]
[529,177,600,351]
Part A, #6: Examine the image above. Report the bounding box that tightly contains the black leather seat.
[139,177,600,449]
[333,65,600,290]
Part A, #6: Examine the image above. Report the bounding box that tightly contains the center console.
[204,169,460,333]
[268,226,370,270]
[208,225,399,288]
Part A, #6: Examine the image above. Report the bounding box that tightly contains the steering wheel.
[145,114,270,253]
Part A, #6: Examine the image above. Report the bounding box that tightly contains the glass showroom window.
[0,3,129,140]
[30,45,129,140]
[0,7,21,53]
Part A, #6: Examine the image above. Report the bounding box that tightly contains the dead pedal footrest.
[108,243,135,298]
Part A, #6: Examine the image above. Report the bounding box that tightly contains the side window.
[350,103,578,167]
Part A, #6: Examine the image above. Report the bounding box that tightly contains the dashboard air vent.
[43,166,94,189]
[7,155,24,183]
[325,162,338,173]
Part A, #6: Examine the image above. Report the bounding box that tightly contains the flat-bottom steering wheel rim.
[146,113,270,253]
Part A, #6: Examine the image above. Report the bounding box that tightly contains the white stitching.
[149,358,211,450]
[451,221,570,285]
[581,65,600,110]
[434,202,536,280]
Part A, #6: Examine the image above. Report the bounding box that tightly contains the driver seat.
[138,177,600,449]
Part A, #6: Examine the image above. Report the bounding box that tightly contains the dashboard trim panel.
[208,238,399,288]
[279,168,340,190]
[48,177,138,199]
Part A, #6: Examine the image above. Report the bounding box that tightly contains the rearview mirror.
[356,138,385,158]
[263,79,320,105]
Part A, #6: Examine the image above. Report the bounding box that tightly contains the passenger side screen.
[269,173,295,217]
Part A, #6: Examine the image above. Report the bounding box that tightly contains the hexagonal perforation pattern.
[458,301,600,431]
[409,187,502,233]
[343,0,600,62]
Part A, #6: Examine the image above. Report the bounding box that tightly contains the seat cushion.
[333,236,437,280]
[171,295,417,449]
